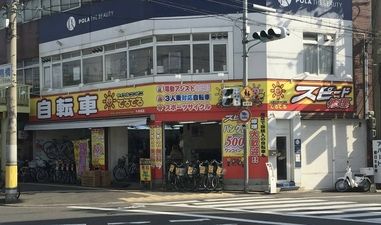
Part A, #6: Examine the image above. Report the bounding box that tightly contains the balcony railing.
[0,85,31,113]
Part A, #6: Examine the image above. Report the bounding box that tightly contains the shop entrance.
[276,136,288,180]
[126,126,150,182]
[164,122,222,166]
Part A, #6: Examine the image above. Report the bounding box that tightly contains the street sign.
[239,109,251,123]
[240,86,254,101]
[242,101,253,107]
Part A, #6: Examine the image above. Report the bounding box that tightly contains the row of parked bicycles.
[167,160,224,192]
[18,158,78,185]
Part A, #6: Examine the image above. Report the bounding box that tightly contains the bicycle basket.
[175,167,186,176]
[216,167,223,176]
[199,166,206,174]
[169,164,175,173]
[208,165,215,173]
[187,166,194,175]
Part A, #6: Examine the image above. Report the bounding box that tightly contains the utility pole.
[241,2,276,193]
[242,0,249,194]
[5,0,18,203]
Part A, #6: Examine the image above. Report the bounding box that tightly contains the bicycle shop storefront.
[23,117,149,185]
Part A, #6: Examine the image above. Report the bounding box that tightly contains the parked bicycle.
[113,155,138,182]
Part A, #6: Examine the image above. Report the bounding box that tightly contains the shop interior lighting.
[179,121,195,124]
[200,121,218,125]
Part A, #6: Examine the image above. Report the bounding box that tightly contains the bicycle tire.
[36,169,49,183]
[210,176,219,191]
[16,185,20,199]
[113,166,128,181]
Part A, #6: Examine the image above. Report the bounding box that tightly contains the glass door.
[276,136,288,180]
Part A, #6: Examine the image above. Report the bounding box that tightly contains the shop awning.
[24,117,147,130]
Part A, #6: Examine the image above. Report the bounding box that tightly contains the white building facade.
[25,0,365,191]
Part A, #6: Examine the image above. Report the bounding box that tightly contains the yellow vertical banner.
[73,139,90,176]
[222,117,244,158]
[150,126,163,168]
[258,112,268,157]
[91,128,105,170]
[139,158,151,182]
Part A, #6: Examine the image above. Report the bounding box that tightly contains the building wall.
[301,119,366,190]
[108,127,128,173]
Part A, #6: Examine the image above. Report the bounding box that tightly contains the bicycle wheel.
[113,166,128,181]
[16,185,20,199]
[210,176,219,191]
[36,168,49,183]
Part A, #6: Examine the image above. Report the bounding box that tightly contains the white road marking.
[108,222,151,225]
[241,201,352,210]
[194,199,327,208]
[67,206,305,225]
[265,203,381,212]
[169,218,210,222]
[326,212,381,219]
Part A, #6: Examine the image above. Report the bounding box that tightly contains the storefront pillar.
[292,113,302,186]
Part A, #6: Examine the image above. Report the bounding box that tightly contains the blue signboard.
[39,0,350,43]
[39,0,265,43]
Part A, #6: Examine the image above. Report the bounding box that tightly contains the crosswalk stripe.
[202,196,273,202]
[326,212,381,219]
[263,203,381,212]
[191,198,324,206]
[364,218,381,223]
[293,207,381,216]
[194,199,328,208]
[239,201,352,210]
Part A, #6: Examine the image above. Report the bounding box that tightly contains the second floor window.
[303,33,334,75]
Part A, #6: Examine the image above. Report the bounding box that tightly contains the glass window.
[303,44,318,74]
[157,45,190,74]
[42,0,51,16]
[62,51,80,59]
[193,44,209,73]
[17,70,24,85]
[193,33,209,41]
[141,37,153,44]
[43,66,51,89]
[52,63,62,88]
[303,33,334,75]
[83,56,103,84]
[213,44,227,71]
[156,35,172,42]
[51,0,60,13]
[82,46,103,55]
[25,67,40,94]
[319,46,334,74]
[24,0,41,22]
[174,34,190,41]
[61,0,80,11]
[129,47,153,77]
[106,52,127,80]
[63,60,81,86]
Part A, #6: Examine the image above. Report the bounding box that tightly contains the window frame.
[303,33,335,75]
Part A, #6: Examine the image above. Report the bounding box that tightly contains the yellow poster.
[91,128,105,169]
[73,139,89,176]
[222,117,244,157]
[149,126,163,168]
[139,158,151,182]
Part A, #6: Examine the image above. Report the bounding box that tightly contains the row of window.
[10,31,335,94]
[0,0,100,28]
[17,58,40,95]
[42,33,228,89]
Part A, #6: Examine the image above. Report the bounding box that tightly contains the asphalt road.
[1,183,381,225]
